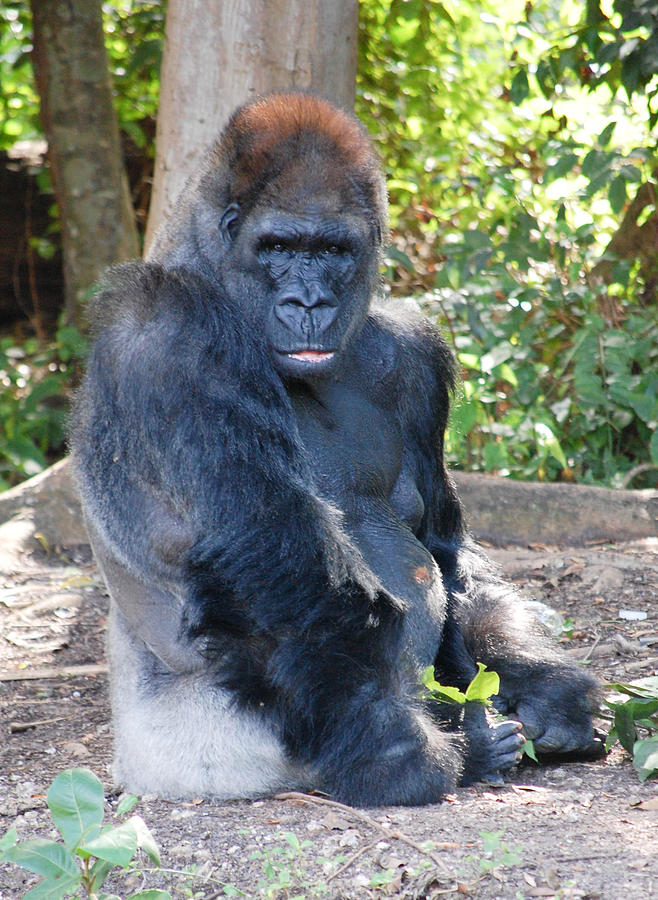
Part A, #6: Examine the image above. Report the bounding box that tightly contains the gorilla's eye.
[260,240,290,256]
[322,245,345,257]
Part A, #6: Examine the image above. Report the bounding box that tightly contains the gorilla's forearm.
[183,500,462,804]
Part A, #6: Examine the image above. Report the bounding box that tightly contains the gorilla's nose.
[275,289,338,334]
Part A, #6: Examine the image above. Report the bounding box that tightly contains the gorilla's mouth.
[287,350,335,363]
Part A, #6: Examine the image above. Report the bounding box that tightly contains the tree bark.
[144,0,359,250]
[30,0,139,324]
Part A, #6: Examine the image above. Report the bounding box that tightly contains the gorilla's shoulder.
[87,261,240,338]
[368,302,456,393]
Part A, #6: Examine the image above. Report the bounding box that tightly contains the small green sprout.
[0,767,169,900]
[421,661,500,706]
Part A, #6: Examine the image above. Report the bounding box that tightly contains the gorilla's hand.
[494,677,605,759]
[323,706,461,807]
[459,701,525,784]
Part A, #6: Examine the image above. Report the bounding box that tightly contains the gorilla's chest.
[290,382,403,509]
[291,380,445,667]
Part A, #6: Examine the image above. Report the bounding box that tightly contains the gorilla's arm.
[393,312,602,757]
[72,262,460,806]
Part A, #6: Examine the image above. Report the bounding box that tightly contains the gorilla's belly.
[346,511,446,668]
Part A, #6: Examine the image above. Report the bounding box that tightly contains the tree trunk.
[592,178,658,304]
[144,0,359,250]
[30,0,139,324]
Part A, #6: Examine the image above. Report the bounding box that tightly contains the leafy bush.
[430,241,658,485]
[0,326,86,490]
[358,0,658,488]
[603,677,658,781]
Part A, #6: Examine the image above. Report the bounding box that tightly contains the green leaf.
[421,666,467,704]
[383,246,414,272]
[464,663,500,703]
[450,394,479,436]
[3,839,79,879]
[446,264,461,289]
[47,768,105,849]
[21,377,64,413]
[497,363,517,387]
[611,699,658,753]
[620,165,642,183]
[510,69,529,105]
[582,148,611,179]
[523,739,538,762]
[611,676,658,698]
[284,832,301,852]
[80,820,138,867]
[0,827,18,855]
[614,705,637,753]
[480,343,513,373]
[90,858,115,892]
[389,16,420,45]
[544,153,578,183]
[3,436,47,474]
[483,440,509,471]
[621,52,641,97]
[130,815,161,866]
[115,794,139,817]
[650,429,658,465]
[608,175,627,214]
[456,352,480,371]
[598,121,616,146]
[605,726,618,752]
[633,736,658,781]
[23,873,82,900]
[534,422,567,468]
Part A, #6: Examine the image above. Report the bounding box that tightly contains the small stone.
[62,742,90,758]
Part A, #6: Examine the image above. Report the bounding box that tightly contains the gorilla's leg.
[108,605,306,799]
[438,542,603,759]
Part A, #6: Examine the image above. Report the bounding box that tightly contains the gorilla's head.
[149,93,389,380]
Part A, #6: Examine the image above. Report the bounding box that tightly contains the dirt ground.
[1,534,657,899]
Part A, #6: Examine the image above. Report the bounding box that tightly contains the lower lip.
[287,351,335,363]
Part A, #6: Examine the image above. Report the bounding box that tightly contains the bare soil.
[1,535,657,899]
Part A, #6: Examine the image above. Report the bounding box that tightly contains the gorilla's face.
[219,200,378,380]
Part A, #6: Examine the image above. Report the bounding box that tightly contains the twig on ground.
[326,837,380,883]
[0,663,108,682]
[582,634,602,662]
[9,714,75,733]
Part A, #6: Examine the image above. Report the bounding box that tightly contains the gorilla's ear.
[219,203,241,247]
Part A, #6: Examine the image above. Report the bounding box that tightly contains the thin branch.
[9,714,76,733]
[326,838,380,883]
[0,663,108,682]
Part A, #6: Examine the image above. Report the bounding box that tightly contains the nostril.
[279,294,311,310]
[277,288,337,311]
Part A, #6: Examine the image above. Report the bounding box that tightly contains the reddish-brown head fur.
[210,93,388,237]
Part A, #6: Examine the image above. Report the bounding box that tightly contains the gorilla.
[71,93,602,807]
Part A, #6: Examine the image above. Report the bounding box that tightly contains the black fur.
[71,94,602,808]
